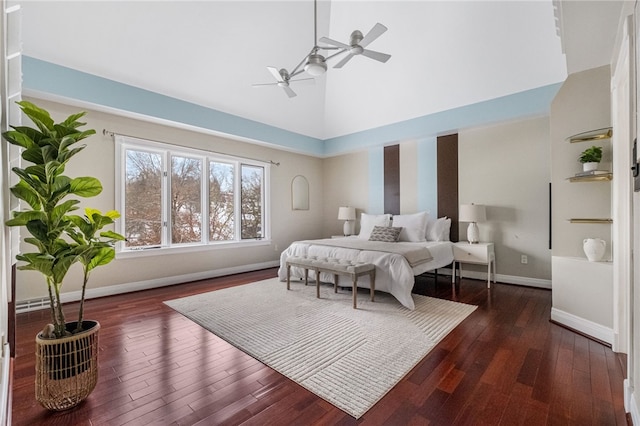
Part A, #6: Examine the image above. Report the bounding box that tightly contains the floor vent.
[16,298,49,314]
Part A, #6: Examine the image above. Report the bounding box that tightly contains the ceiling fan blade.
[360,23,387,48]
[319,36,349,49]
[361,49,391,63]
[290,77,315,85]
[283,85,297,98]
[252,82,278,87]
[267,66,284,82]
[334,53,355,69]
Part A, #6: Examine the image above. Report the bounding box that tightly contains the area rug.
[164,278,476,419]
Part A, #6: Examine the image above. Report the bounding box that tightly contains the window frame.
[115,135,271,258]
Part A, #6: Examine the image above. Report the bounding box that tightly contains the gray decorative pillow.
[368,226,402,242]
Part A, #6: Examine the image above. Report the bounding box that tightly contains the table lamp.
[459,203,486,244]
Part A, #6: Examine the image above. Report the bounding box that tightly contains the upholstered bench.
[285,255,376,308]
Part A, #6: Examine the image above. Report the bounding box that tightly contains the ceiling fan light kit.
[304,54,327,76]
[252,0,391,97]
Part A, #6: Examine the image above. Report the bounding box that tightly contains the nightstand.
[452,242,496,288]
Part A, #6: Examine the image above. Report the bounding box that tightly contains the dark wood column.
[437,134,459,242]
[384,145,400,215]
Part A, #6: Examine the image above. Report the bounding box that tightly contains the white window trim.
[115,135,271,258]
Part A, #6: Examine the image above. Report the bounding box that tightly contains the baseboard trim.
[18,261,550,312]
[456,269,552,289]
[16,260,280,313]
[625,379,634,417]
[550,307,613,345]
[628,381,638,424]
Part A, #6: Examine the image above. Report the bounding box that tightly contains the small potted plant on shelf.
[578,145,603,172]
[4,101,125,410]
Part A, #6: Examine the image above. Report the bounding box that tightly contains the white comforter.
[277,238,454,310]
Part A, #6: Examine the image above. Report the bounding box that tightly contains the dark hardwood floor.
[12,268,628,425]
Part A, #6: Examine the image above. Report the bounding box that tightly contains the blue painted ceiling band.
[23,56,561,158]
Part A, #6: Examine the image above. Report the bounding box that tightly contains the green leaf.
[68,214,94,238]
[52,253,78,284]
[44,161,64,184]
[76,129,96,140]
[67,228,89,245]
[70,177,102,197]
[21,146,45,165]
[24,164,47,183]
[51,200,80,225]
[86,247,115,271]
[40,145,59,164]
[103,210,121,220]
[16,253,54,276]
[9,126,46,144]
[61,111,87,128]
[100,230,126,241]
[9,182,41,210]
[3,130,35,149]
[6,211,45,227]
[25,220,49,241]
[59,135,83,153]
[58,146,86,163]
[84,208,100,222]
[18,101,55,132]
[23,237,45,251]
[11,167,42,192]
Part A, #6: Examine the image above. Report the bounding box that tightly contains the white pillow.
[426,216,451,241]
[391,211,429,242]
[358,213,392,240]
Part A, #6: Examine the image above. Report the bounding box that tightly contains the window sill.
[116,239,272,259]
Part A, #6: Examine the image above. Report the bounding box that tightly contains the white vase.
[583,238,606,262]
[583,162,599,172]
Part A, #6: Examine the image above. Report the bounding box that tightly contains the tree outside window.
[118,138,268,251]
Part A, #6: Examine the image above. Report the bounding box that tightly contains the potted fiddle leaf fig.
[4,101,125,410]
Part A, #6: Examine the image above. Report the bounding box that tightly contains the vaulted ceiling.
[18,1,621,141]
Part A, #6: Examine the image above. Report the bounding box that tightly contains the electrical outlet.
[521,255,528,264]
[274,244,278,252]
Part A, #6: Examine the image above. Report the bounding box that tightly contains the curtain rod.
[101,129,281,167]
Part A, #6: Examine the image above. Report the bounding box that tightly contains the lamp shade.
[459,204,486,223]
[338,206,356,221]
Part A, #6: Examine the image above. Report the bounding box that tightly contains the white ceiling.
[20,1,574,140]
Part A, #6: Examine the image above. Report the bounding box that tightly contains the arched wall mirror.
[291,175,309,210]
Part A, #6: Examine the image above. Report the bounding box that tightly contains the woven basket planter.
[35,321,100,411]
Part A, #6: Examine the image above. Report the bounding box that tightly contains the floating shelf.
[566,127,613,143]
[567,173,613,182]
[568,218,613,224]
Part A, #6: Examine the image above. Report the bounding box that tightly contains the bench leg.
[315,268,321,298]
[334,274,339,293]
[304,268,309,286]
[352,275,358,309]
[370,270,375,302]
[286,264,291,290]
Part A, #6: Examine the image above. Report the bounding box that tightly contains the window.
[116,136,269,254]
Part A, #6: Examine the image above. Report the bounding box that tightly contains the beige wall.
[16,98,324,302]
[459,116,552,281]
[550,65,612,258]
[321,151,369,237]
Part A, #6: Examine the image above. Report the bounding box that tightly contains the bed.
[277,212,455,310]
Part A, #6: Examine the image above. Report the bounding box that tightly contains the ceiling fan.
[319,23,392,69]
[253,0,391,97]
[252,67,314,98]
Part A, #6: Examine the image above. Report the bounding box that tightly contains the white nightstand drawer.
[453,243,491,263]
